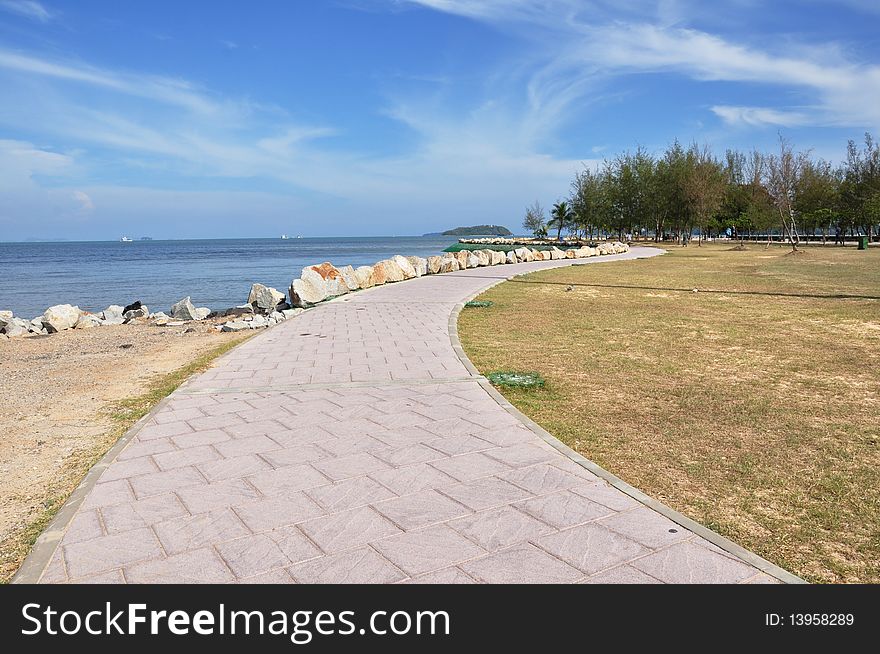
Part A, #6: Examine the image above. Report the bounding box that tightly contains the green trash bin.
[857,235,869,250]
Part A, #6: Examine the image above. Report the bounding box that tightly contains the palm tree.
[549,201,574,240]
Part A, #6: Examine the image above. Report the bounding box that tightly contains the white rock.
[220,320,250,332]
[392,255,417,280]
[281,308,303,319]
[379,259,406,282]
[514,247,533,262]
[42,304,82,333]
[4,318,29,337]
[466,252,481,268]
[438,255,459,273]
[248,283,285,312]
[0,310,12,330]
[338,265,361,292]
[406,256,428,277]
[123,306,149,321]
[171,296,199,321]
[506,250,517,264]
[194,307,211,320]
[74,314,102,329]
[475,250,491,266]
[290,268,329,307]
[354,265,376,288]
[426,256,443,275]
[101,305,125,324]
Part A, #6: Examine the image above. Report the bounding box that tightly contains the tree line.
[523,133,880,248]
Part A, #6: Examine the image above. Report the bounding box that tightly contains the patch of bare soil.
[0,322,246,581]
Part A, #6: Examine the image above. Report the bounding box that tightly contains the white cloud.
[72,190,93,212]
[711,105,810,128]
[0,0,53,22]
[0,49,242,117]
[402,0,880,130]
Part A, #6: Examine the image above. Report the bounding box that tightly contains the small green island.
[434,225,513,237]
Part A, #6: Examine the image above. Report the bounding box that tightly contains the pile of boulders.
[1,242,629,339]
[286,242,630,307]
[0,301,160,338]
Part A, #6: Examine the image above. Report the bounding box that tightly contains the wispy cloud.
[402,0,880,130]
[711,105,810,128]
[0,0,54,23]
[0,49,240,117]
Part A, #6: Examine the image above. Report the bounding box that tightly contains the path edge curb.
[448,255,806,585]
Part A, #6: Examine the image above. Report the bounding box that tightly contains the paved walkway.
[26,247,790,584]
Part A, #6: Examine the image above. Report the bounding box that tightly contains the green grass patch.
[487,371,546,389]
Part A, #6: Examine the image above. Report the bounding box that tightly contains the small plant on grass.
[487,371,546,389]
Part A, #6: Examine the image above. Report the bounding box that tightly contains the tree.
[548,201,574,240]
[795,159,841,244]
[605,147,656,239]
[766,135,809,250]
[655,141,692,243]
[682,144,725,245]
[570,166,609,240]
[841,133,880,240]
[522,201,547,238]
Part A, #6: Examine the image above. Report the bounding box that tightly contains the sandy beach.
[0,321,249,582]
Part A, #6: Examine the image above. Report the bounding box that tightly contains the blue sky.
[0,0,878,240]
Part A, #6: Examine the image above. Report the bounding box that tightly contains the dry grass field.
[458,243,880,583]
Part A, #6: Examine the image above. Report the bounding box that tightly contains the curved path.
[19,247,798,584]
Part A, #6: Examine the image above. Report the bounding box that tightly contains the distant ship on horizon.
[120,236,133,242]
[281,234,290,239]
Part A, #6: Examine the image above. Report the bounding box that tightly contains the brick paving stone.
[498,463,587,495]
[428,452,511,482]
[246,464,330,495]
[153,445,222,471]
[439,477,532,511]
[514,490,613,529]
[125,548,235,584]
[306,476,396,512]
[535,523,650,575]
[45,248,770,585]
[460,543,582,584]
[129,467,206,500]
[99,456,159,482]
[631,541,757,584]
[289,547,406,584]
[312,452,392,481]
[62,510,104,544]
[101,494,189,534]
[448,506,554,552]
[215,534,292,578]
[583,565,663,584]
[372,525,486,577]
[373,490,471,530]
[598,506,692,549]
[369,463,459,496]
[176,479,262,514]
[233,491,325,532]
[405,568,476,584]
[299,506,401,553]
[197,454,272,483]
[63,528,163,579]
[154,509,250,555]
